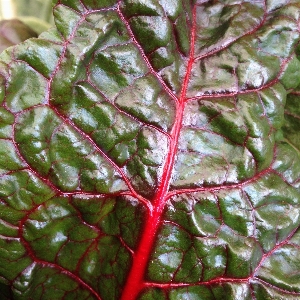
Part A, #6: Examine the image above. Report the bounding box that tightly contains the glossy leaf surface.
[0,1,300,299]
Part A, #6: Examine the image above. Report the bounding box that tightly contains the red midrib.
[120,6,197,300]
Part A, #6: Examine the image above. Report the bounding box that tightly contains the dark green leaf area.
[0,171,55,240]
[14,107,61,176]
[169,284,249,300]
[12,264,97,300]
[148,47,175,71]
[72,195,146,250]
[56,78,170,197]
[283,93,300,151]
[13,39,63,78]
[54,0,118,11]
[280,56,300,90]
[0,72,6,105]
[256,244,300,293]
[144,286,214,300]
[172,130,256,188]
[115,74,176,131]
[149,170,300,283]
[120,0,192,92]
[53,5,82,39]
[138,283,253,300]
[259,13,300,59]
[194,2,263,55]
[189,2,300,97]
[0,173,48,283]
[62,80,171,198]
[147,222,262,283]
[128,16,172,54]
[122,0,191,55]
[251,280,300,300]
[15,107,127,193]
[62,197,141,299]
[90,43,148,100]
[0,201,24,233]
[50,9,131,105]
[147,224,203,283]
[72,196,145,299]
[10,5,173,198]
[81,0,118,9]
[0,282,12,300]
[257,229,300,296]
[139,280,300,300]
[125,127,169,198]
[0,170,54,211]
[0,140,25,174]
[172,85,288,189]
[0,237,32,282]
[16,73,169,198]
[21,196,134,299]
[23,197,98,265]
[53,0,86,12]
[243,174,300,252]
[0,108,14,138]
[53,74,172,197]
[5,61,47,113]
[252,226,300,296]
[46,6,174,197]
[190,45,280,96]
[273,143,300,188]
[61,82,141,165]
[211,283,253,300]
[79,236,131,300]
[138,288,166,300]
[165,193,222,237]
[259,83,287,130]
[121,0,163,18]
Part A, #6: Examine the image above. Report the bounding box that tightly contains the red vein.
[144,277,249,288]
[284,110,300,121]
[290,91,300,96]
[120,5,197,300]
[166,164,274,200]
[187,51,294,102]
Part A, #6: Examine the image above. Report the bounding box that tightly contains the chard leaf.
[0,1,300,299]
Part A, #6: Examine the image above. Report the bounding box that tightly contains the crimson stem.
[120,6,197,299]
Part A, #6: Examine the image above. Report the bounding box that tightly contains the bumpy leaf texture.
[0,0,300,299]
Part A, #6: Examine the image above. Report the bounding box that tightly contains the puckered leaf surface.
[0,0,300,299]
